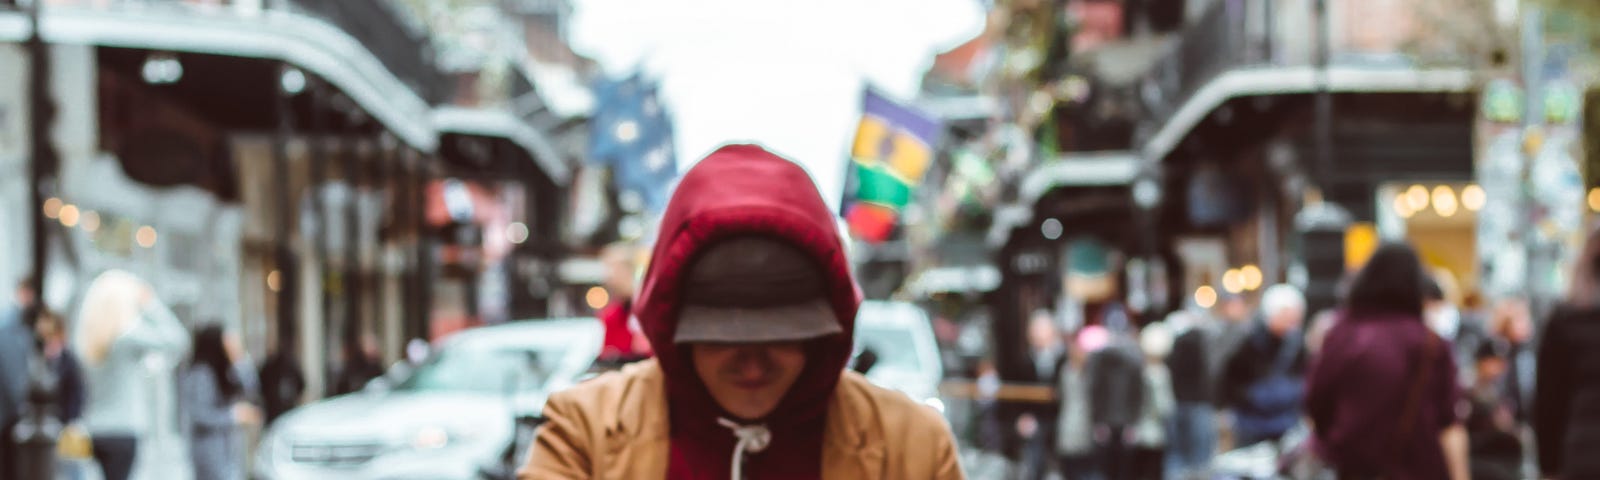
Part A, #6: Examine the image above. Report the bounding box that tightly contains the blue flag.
[587,74,678,213]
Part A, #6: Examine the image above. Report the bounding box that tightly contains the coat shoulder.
[835,371,951,441]
[550,359,662,414]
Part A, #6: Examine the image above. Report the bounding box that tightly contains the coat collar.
[597,363,890,478]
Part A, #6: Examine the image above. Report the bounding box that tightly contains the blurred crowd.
[0,270,428,480]
[969,236,1595,480]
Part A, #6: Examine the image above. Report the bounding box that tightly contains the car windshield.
[855,325,926,374]
[397,343,568,394]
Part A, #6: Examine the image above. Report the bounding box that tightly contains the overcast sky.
[569,0,985,213]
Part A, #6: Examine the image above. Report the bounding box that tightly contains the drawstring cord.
[717,417,771,480]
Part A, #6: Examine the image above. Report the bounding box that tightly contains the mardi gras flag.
[841,89,943,243]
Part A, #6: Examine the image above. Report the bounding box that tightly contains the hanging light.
[59,205,80,227]
[1432,186,1458,217]
[1394,194,1416,219]
[1041,218,1063,240]
[136,226,158,248]
[506,222,530,244]
[585,286,610,310]
[81,211,101,233]
[1240,265,1263,291]
[1194,286,1218,309]
[1222,269,1244,294]
[281,67,307,95]
[1461,185,1486,211]
[42,197,62,219]
[1405,185,1429,212]
[141,53,183,84]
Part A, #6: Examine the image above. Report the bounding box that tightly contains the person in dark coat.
[1465,343,1523,480]
[1305,243,1467,480]
[332,333,385,396]
[32,309,84,425]
[257,345,306,425]
[1220,284,1306,449]
[180,324,260,480]
[1087,332,1145,480]
[1536,229,1600,479]
[1164,310,1215,478]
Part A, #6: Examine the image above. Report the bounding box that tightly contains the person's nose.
[730,347,773,379]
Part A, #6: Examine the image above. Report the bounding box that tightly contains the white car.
[254,319,600,480]
[853,300,946,414]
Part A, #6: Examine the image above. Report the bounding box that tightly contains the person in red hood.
[521,145,962,479]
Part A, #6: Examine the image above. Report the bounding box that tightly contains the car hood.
[272,391,516,444]
[866,367,940,399]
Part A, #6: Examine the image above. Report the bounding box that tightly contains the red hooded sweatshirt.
[633,145,862,480]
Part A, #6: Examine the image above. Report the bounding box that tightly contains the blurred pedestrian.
[1088,328,1146,480]
[1220,284,1305,449]
[32,308,85,426]
[1489,296,1534,423]
[0,275,37,479]
[973,358,1006,454]
[1535,228,1600,480]
[1163,311,1214,479]
[1019,310,1067,480]
[595,242,652,368]
[1465,343,1523,480]
[521,145,961,479]
[1056,326,1106,480]
[332,333,384,395]
[1132,323,1175,480]
[35,305,91,479]
[76,271,191,480]
[257,340,305,426]
[1304,243,1468,480]
[1208,293,1252,380]
[1423,271,1463,343]
[180,324,260,480]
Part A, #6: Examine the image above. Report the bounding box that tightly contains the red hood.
[636,144,861,478]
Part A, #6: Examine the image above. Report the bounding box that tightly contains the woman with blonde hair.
[74,270,189,480]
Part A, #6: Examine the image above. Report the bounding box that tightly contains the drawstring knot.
[717,417,771,480]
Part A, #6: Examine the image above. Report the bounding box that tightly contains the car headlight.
[411,426,452,450]
[410,425,486,451]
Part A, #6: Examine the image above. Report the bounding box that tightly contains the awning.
[0,6,437,152]
[1144,65,1474,162]
[432,106,571,184]
[988,151,1141,247]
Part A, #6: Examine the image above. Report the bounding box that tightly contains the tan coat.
[519,360,964,479]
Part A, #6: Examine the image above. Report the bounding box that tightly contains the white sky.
[569,0,986,213]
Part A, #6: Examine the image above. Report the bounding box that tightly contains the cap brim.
[674,299,842,344]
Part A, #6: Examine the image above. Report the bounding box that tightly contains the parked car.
[853,300,947,414]
[254,319,600,480]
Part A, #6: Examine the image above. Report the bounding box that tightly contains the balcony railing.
[1134,0,1493,148]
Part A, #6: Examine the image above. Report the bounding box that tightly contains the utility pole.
[17,1,60,478]
[1520,6,1545,306]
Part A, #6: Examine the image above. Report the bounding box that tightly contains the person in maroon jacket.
[1305,243,1468,479]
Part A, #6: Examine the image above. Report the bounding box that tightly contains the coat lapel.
[820,378,884,479]
[597,362,671,479]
